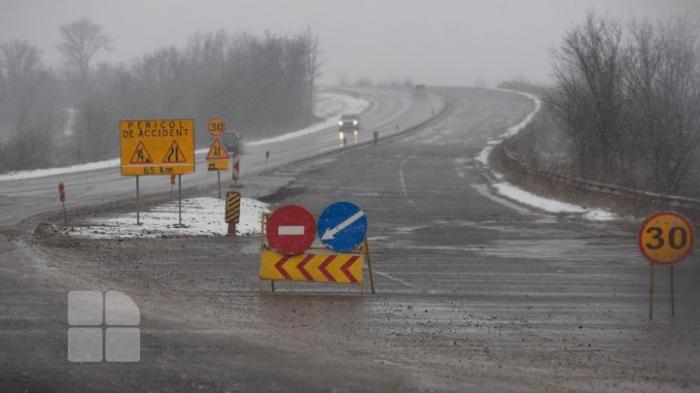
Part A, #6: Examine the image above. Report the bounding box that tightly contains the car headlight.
[353,120,358,125]
[338,121,343,126]
[339,131,344,140]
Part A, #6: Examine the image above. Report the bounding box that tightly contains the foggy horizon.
[1,0,698,86]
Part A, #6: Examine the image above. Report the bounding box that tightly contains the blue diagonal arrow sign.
[317,201,368,252]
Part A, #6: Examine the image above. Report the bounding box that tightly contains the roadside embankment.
[486,90,700,222]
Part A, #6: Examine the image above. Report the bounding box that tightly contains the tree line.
[0,19,320,171]
[549,12,700,195]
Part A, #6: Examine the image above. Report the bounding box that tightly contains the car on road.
[337,114,361,140]
[220,129,244,154]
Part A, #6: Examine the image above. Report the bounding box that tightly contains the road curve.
[3,87,696,392]
[0,87,443,230]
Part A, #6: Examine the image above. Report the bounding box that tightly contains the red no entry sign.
[266,205,316,255]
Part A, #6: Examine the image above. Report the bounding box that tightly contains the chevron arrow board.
[260,250,363,284]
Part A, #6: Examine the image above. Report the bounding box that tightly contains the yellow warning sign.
[120,119,195,176]
[206,138,229,160]
[206,138,229,171]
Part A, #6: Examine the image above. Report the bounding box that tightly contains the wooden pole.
[364,238,375,294]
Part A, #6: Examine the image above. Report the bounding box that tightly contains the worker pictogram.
[130,141,153,164]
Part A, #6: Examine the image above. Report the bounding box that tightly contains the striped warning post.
[225,192,240,223]
[260,249,363,284]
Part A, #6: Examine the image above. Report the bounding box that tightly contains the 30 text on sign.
[638,211,694,266]
[120,119,195,176]
[207,117,226,137]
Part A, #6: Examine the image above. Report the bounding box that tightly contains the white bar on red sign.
[278,226,305,235]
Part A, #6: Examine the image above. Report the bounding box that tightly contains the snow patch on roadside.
[0,92,368,182]
[492,182,615,221]
[475,89,617,222]
[65,197,269,239]
[0,159,122,182]
[246,92,369,147]
[499,91,542,138]
[476,145,493,166]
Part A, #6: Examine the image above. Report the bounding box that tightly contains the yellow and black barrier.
[258,213,375,294]
[226,192,241,236]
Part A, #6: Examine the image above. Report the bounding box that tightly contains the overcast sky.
[1,0,699,86]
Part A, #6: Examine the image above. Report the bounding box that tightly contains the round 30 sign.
[207,117,226,137]
[638,211,695,266]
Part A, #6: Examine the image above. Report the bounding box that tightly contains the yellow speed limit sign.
[207,116,226,137]
[638,211,694,266]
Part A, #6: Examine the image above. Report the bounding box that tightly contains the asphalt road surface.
[0,87,442,230]
[1,87,699,392]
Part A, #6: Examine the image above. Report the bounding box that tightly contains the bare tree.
[550,12,625,180]
[548,12,700,195]
[0,40,41,137]
[57,18,112,84]
[0,40,57,170]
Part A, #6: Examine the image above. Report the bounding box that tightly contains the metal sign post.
[648,264,654,321]
[670,266,675,317]
[217,171,222,199]
[58,183,67,225]
[373,131,378,146]
[177,174,183,227]
[265,151,270,171]
[170,174,176,200]
[135,176,141,225]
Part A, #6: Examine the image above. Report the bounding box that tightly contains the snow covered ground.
[492,182,616,221]
[65,197,269,239]
[0,92,368,182]
[477,89,617,222]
